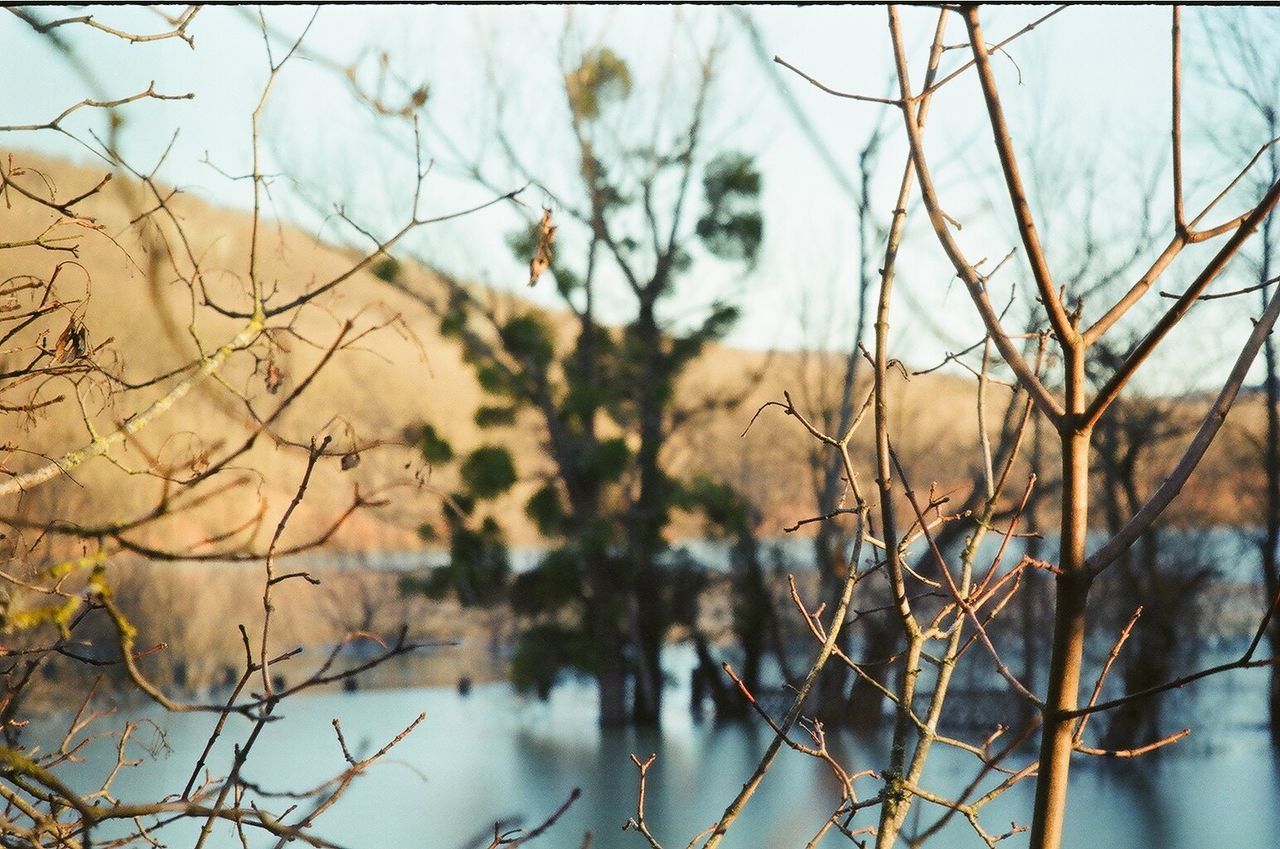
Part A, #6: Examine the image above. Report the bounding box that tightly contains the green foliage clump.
[663,552,711,627]
[413,45,770,718]
[697,152,764,264]
[586,438,630,483]
[510,622,596,699]
[403,424,515,611]
[565,48,632,120]
[525,482,567,537]
[675,474,751,536]
[474,405,517,428]
[500,314,555,369]
[460,446,517,499]
[371,255,402,283]
[669,302,740,371]
[411,516,510,608]
[510,547,581,616]
[474,363,519,398]
[417,424,454,465]
[438,289,469,339]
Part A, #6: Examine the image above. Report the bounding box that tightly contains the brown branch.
[1086,281,1280,574]
[1171,6,1184,231]
[111,491,372,562]
[915,6,1069,102]
[1085,175,1280,426]
[508,787,582,848]
[1159,273,1279,302]
[887,6,1063,422]
[1074,728,1190,759]
[889,446,1042,708]
[964,5,1075,348]
[0,83,194,134]
[1073,607,1141,745]
[14,5,200,47]
[1061,583,1280,719]
[1086,135,1280,345]
[0,315,265,499]
[622,755,664,849]
[698,518,866,849]
[771,56,903,105]
[260,435,329,697]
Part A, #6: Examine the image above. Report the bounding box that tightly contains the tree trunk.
[580,528,630,727]
[1101,530,1168,752]
[630,297,670,726]
[1028,409,1092,849]
[732,528,769,698]
[598,657,629,728]
[692,630,745,720]
[1260,229,1280,746]
[1020,406,1047,716]
[846,615,897,731]
[632,597,664,725]
[1270,659,1280,748]
[812,531,854,725]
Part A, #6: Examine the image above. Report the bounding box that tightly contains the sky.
[2,4,1274,392]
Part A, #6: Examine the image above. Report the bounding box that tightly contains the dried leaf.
[54,318,90,363]
[265,360,284,395]
[529,255,549,289]
[528,207,556,287]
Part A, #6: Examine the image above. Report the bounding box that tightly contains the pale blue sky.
[3,5,1272,390]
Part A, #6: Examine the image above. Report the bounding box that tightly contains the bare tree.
[881,7,1280,848]
[616,7,1280,849]
[364,13,768,727]
[0,8,571,848]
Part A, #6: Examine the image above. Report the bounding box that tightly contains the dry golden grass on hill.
[1,150,1266,563]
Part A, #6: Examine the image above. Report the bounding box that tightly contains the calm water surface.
[44,659,1280,849]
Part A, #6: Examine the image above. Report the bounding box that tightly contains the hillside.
[0,150,1266,563]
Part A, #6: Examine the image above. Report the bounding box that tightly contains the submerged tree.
[1088,368,1217,752]
[379,27,764,725]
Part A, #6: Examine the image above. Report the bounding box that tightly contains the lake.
[40,645,1280,849]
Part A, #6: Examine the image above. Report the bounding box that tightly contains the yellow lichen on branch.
[0,317,264,500]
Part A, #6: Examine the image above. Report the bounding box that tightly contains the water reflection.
[39,669,1280,849]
